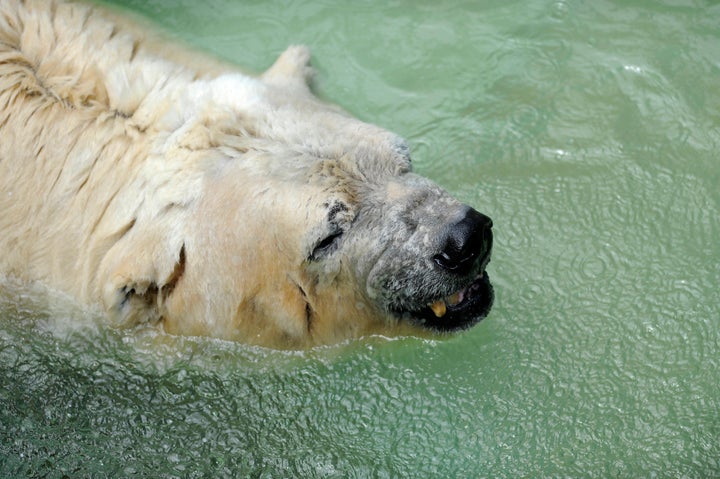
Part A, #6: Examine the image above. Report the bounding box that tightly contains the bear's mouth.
[394,271,494,332]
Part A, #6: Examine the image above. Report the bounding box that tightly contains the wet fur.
[0,0,479,348]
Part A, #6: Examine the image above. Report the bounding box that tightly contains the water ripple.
[2,0,720,477]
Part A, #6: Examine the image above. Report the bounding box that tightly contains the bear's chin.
[392,271,494,333]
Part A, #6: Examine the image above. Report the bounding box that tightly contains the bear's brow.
[327,201,349,222]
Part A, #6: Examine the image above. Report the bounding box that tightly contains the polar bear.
[0,0,493,348]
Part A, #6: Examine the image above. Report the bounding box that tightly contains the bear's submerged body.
[0,0,493,348]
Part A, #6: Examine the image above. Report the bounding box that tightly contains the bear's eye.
[310,230,344,260]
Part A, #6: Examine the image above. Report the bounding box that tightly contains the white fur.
[0,0,456,348]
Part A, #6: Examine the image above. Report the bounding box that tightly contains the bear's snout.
[433,208,493,275]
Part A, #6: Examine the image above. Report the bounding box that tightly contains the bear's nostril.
[433,208,492,274]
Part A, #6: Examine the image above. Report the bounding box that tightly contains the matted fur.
[0,0,492,348]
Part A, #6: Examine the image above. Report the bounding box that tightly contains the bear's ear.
[261,45,314,90]
[99,226,186,328]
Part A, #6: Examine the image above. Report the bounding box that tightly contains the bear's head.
[172,135,494,347]
[101,47,493,348]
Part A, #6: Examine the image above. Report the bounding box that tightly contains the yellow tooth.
[429,300,447,318]
[447,291,462,306]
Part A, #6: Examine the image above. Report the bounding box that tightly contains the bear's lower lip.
[395,271,494,332]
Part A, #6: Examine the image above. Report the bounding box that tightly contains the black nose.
[433,208,493,274]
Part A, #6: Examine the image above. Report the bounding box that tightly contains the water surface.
[1,0,719,477]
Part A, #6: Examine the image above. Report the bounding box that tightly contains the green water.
[2,0,719,477]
